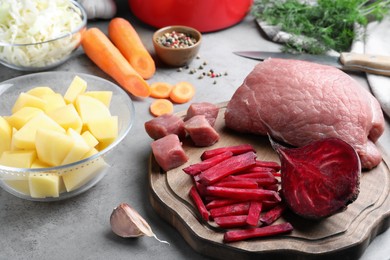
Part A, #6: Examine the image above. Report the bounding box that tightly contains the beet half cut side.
[270,137,361,219]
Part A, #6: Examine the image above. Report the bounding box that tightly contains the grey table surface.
[0,1,389,260]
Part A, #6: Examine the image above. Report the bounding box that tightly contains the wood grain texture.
[148,102,390,260]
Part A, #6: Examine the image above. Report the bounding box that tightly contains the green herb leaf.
[252,0,390,54]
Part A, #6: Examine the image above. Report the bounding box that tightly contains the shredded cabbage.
[0,0,85,69]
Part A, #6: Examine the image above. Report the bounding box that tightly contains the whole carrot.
[81,27,151,98]
[108,17,156,80]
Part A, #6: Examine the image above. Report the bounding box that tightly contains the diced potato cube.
[31,159,51,168]
[31,160,66,193]
[41,93,66,112]
[3,180,30,196]
[64,76,87,104]
[61,128,90,165]
[12,92,47,114]
[6,107,44,130]
[29,173,60,198]
[81,148,99,159]
[75,95,111,124]
[47,104,82,133]
[0,150,36,168]
[13,113,65,150]
[26,86,55,98]
[0,116,12,155]
[58,176,67,194]
[81,131,99,148]
[35,128,74,166]
[62,157,108,192]
[87,116,118,150]
[83,91,113,107]
[10,127,18,151]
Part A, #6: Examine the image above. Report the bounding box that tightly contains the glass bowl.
[0,72,135,201]
[0,0,87,71]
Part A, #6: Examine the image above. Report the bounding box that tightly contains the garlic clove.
[110,203,169,244]
[79,0,116,20]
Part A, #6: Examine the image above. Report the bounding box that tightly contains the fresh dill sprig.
[251,0,390,54]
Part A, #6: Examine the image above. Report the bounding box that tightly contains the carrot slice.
[170,82,195,104]
[81,28,151,98]
[108,17,156,80]
[150,99,174,117]
[150,82,174,99]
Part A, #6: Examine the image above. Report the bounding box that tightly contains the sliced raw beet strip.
[206,186,281,202]
[270,137,361,219]
[254,177,278,187]
[229,176,278,187]
[234,171,275,179]
[264,184,279,192]
[260,203,286,226]
[222,175,278,187]
[214,215,248,229]
[223,222,293,243]
[209,202,250,218]
[183,151,233,176]
[262,200,282,211]
[197,151,257,185]
[189,186,210,221]
[200,144,255,160]
[255,160,281,171]
[214,179,258,189]
[239,166,276,175]
[205,199,243,210]
[194,181,207,197]
[246,201,263,226]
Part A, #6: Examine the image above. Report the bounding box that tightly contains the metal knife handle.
[340,52,390,76]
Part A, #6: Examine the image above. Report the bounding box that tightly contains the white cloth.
[364,16,390,118]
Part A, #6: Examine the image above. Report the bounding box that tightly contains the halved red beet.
[270,137,361,219]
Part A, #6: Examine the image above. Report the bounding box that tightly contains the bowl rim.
[0,0,87,47]
[153,25,202,51]
[0,71,135,174]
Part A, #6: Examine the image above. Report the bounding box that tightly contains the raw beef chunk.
[225,58,384,169]
[184,102,219,127]
[145,114,186,140]
[151,134,188,171]
[184,115,220,147]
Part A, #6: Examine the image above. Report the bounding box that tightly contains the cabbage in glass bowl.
[0,0,87,71]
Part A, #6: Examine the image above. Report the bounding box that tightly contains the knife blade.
[233,51,390,76]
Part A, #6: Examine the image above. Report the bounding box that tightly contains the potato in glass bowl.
[0,71,135,201]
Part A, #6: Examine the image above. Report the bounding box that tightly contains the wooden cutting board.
[148,102,390,260]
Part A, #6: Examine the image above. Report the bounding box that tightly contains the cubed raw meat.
[145,114,186,140]
[184,102,219,127]
[184,115,219,147]
[151,134,188,171]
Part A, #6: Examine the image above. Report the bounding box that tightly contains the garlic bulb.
[78,0,116,20]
